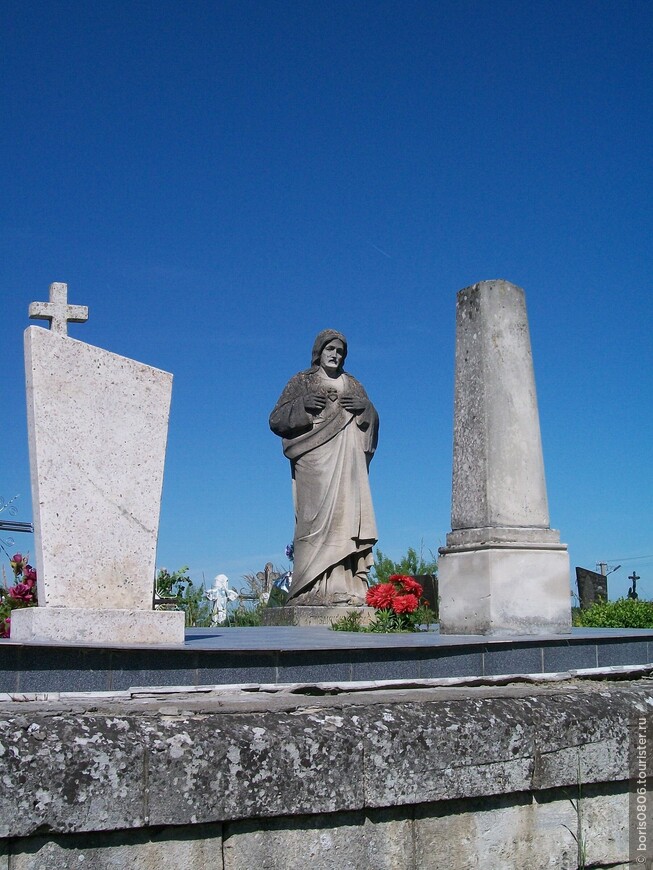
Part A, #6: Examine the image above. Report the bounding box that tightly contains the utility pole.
[596,562,621,577]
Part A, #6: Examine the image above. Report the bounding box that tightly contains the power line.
[604,553,653,562]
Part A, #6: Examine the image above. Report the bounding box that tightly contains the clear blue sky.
[2,1,651,600]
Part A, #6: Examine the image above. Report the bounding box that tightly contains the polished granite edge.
[2,625,653,652]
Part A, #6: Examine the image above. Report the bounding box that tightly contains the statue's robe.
[270,368,378,605]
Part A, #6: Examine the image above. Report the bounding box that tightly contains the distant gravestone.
[576,567,607,609]
[438,280,572,635]
[413,575,438,614]
[11,282,184,645]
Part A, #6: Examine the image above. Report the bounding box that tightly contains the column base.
[438,545,572,636]
[10,607,186,646]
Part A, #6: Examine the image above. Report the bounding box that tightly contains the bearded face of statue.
[310,329,348,368]
[319,339,345,376]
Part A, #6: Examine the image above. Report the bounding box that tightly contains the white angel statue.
[205,574,239,625]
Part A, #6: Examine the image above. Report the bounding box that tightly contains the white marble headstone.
[11,283,184,645]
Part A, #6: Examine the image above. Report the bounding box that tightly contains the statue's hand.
[339,395,367,414]
[304,393,327,414]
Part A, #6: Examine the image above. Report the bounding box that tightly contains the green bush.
[572,598,653,629]
[223,602,265,627]
[331,602,437,634]
[366,603,437,633]
[330,610,364,632]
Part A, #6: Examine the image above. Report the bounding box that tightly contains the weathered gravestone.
[576,566,608,609]
[438,280,572,635]
[11,283,185,645]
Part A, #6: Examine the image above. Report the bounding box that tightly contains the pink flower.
[10,553,25,577]
[22,566,37,587]
[8,583,35,603]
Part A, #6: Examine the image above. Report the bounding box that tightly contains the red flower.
[391,593,419,614]
[0,617,10,638]
[398,576,423,596]
[366,583,397,609]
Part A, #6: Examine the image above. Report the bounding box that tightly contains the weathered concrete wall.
[0,676,645,869]
[0,787,631,870]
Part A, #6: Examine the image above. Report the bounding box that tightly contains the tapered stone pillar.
[438,280,571,635]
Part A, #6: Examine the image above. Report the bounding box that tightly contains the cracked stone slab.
[0,679,649,838]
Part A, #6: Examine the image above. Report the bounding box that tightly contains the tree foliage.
[371,545,438,585]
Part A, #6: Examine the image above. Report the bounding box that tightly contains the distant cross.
[628,571,640,600]
[29,282,88,336]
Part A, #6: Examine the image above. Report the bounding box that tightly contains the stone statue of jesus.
[270,329,378,606]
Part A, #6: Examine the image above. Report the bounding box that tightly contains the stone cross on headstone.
[28,282,88,336]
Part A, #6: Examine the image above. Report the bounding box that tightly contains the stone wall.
[0,675,645,869]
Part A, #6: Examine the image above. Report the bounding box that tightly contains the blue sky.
[2,1,651,600]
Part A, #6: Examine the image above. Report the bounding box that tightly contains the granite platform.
[2,625,653,694]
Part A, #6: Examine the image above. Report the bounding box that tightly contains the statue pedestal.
[262,606,377,627]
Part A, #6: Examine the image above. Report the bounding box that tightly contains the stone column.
[11,322,185,645]
[438,280,571,635]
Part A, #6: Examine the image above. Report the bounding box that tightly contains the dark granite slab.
[1,626,652,693]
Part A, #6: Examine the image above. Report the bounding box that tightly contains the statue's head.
[214,574,229,589]
[311,329,348,370]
